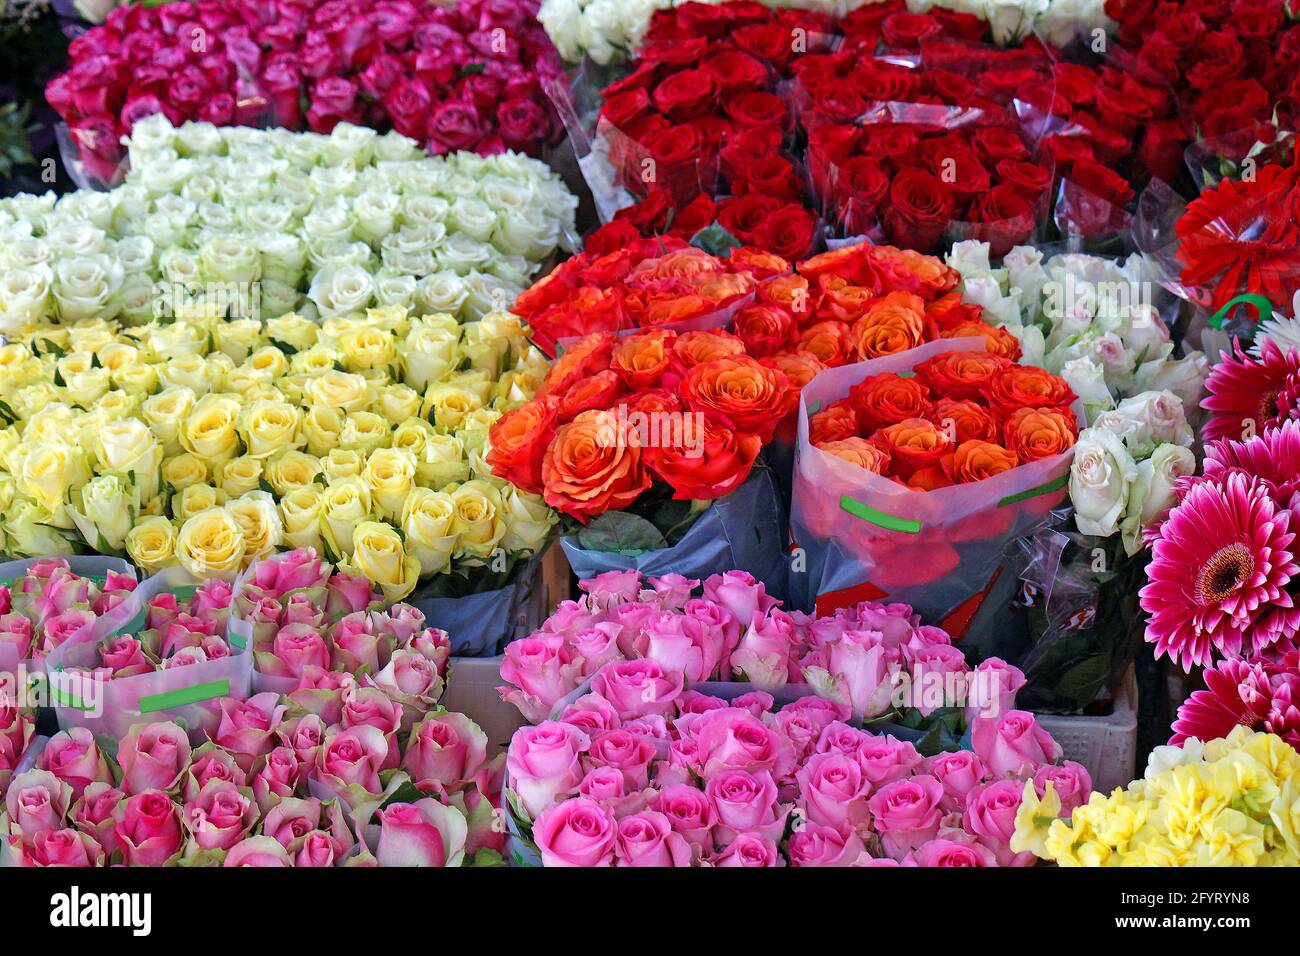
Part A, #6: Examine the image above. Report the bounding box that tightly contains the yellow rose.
[180,393,242,464]
[93,389,140,424]
[94,418,164,499]
[265,313,319,352]
[376,383,422,425]
[156,355,213,394]
[364,305,411,336]
[264,450,322,495]
[68,322,115,353]
[61,363,113,406]
[111,362,159,397]
[21,405,80,446]
[304,369,372,412]
[345,520,420,602]
[176,506,247,580]
[10,383,62,420]
[3,498,71,557]
[422,383,482,432]
[338,326,397,372]
[216,455,265,498]
[10,441,90,515]
[142,387,197,453]
[68,473,137,551]
[323,448,365,482]
[222,367,274,398]
[448,479,505,561]
[245,345,290,381]
[0,345,41,391]
[280,486,324,551]
[320,476,372,556]
[494,369,544,409]
[226,491,283,560]
[162,453,209,492]
[214,318,264,364]
[97,341,141,374]
[362,447,417,520]
[174,484,227,521]
[0,427,18,462]
[145,318,210,359]
[238,399,302,458]
[290,345,344,378]
[302,405,345,457]
[339,411,390,456]
[463,311,525,371]
[499,486,556,555]
[126,515,179,573]
[401,487,457,576]
[400,322,460,392]
[420,433,470,488]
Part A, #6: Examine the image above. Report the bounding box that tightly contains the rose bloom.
[816,437,891,475]
[681,356,796,443]
[611,329,676,390]
[537,333,616,397]
[798,321,855,367]
[760,351,825,390]
[871,418,952,480]
[670,330,747,379]
[1003,406,1078,462]
[929,398,997,444]
[951,440,1019,484]
[939,321,1023,361]
[915,351,1009,401]
[645,421,761,501]
[809,402,860,445]
[851,291,927,360]
[984,365,1077,419]
[486,396,559,495]
[850,371,933,432]
[541,409,652,522]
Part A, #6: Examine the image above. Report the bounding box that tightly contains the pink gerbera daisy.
[1200,337,1300,442]
[1141,472,1299,671]
[1203,418,1300,510]
[1169,658,1272,745]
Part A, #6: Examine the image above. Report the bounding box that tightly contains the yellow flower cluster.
[0,304,557,601]
[1012,727,1300,866]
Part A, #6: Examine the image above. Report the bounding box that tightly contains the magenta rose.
[970,710,1062,777]
[532,797,617,867]
[788,821,868,867]
[615,810,692,866]
[118,720,192,794]
[427,101,486,154]
[114,789,183,866]
[37,727,113,800]
[867,774,945,858]
[506,721,590,819]
[711,831,782,867]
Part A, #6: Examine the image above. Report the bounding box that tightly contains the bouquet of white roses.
[0,304,558,605]
[0,115,577,336]
[948,241,1208,427]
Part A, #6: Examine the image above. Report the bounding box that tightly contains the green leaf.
[258,478,277,495]
[270,338,298,355]
[467,848,509,868]
[574,511,667,553]
[378,779,426,810]
[689,222,743,258]
[456,62,487,81]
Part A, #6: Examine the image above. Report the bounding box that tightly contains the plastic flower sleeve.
[46,566,252,746]
[408,553,547,658]
[789,337,1080,626]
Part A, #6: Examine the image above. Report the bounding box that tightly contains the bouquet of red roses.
[45,0,565,185]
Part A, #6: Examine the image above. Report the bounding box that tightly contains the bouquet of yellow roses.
[0,305,558,632]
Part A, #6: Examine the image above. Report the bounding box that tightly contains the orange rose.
[951,440,1019,483]
[798,320,855,367]
[907,460,954,491]
[622,388,682,419]
[487,396,560,495]
[645,419,762,500]
[730,247,792,279]
[733,303,796,357]
[612,329,677,390]
[869,246,959,297]
[984,365,1077,419]
[670,330,747,377]
[539,332,615,399]
[542,409,652,522]
[814,274,875,324]
[851,291,926,359]
[815,437,890,475]
[924,292,986,334]
[558,368,625,422]
[913,350,1008,401]
[681,356,795,444]
[929,398,997,444]
[636,293,711,327]
[632,247,725,282]
[760,350,825,390]
[939,321,1022,361]
[798,244,872,283]
[696,271,757,304]
[1003,406,1078,462]
[849,371,933,432]
[809,401,859,445]
[532,287,628,355]
[758,273,812,320]
[870,418,952,479]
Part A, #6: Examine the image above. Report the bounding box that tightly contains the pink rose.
[262,549,328,596]
[968,657,1026,721]
[407,627,451,677]
[556,693,621,734]
[118,721,192,794]
[579,570,643,609]
[815,724,875,763]
[912,837,997,867]
[183,779,257,851]
[340,687,403,751]
[692,708,796,780]
[374,603,426,644]
[37,727,112,800]
[326,572,377,617]
[403,711,488,789]
[925,750,986,812]
[578,766,640,813]
[498,634,583,723]
[276,714,327,769]
[251,747,301,812]
[70,783,123,855]
[369,649,441,708]
[644,574,699,610]
[375,799,466,867]
[261,797,325,852]
[539,600,601,638]
[163,646,209,669]
[584,730,657,791]
[316,725,391,794]
[608,601,660,657]
[963,779,1034,866]
[281,594,325,630]
[506,721,590,819]
[99,636,154,677]
[589,659,683,721]
[855,734,923,787]
[289,667,355,725]
[804,627,892,720]
[702,570,778,630]
[190,578,233,624]
[705,768,787,842]
[796,752,869,832]
[532,797,617,867]
[683,599,741,665]
[114,790,183,866]
[730,611,797,688]
[384,76,432,139]
[676,692,729,716]
[908,644,971,717]
[569,624,623,678]
[184,747,247,799]
[0,613,34,661]
[788,821,868,867]
[267,623,331,679]
[213,694,286,772]
[730,691,775,717]
[5,769,71,841]
[426,100,487,153]
[649,784,716,849]
[40,609,96,653]
[868,774,945,857]
[970,711,1062,777]
[147,593,181,631]
[1033,761,1092,816]
[615,810,692,866]
[641,612,721,683]
[296,831,346,867]
[711,832,781,867]
[841,601,918,647]
[224,835,292,867]
[622,715,669,742]
[25,828,105,867]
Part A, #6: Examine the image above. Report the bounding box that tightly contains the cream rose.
[176,507,247,580]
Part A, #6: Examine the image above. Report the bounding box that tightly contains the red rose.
[733,23,798,68]
[426,101,486,154]
[733,304,797,358]
[972,128,1030,167]
[499,97,553,154]
[1138,119,1190,183]
[1186,31,1246,91]
[963,185,1036,257]
[702,50,771,95]
[996,160,1053,201]
[836,156,889,235]
[859,123,921,168]
[652,69,718,117]
[809,400,860,445]
[261,59,304,129]
[724,90,788,130]
[487,397,560,495]
[885,169,955,252]
[1052,63,1098,107]
[383,78,432,140]
[983,365,1076,419]
[667,193,718,239]
[602,88,653,131]
[614,191,673,233]
[732,155,804,202]
[646,422,762,501]
[716,194,785,243]
[586,220,646,257]
[643,125,707,168]
[922,145,990,208]
[1067,159,1135,207]
[306,76,360,133]
[850,372,933,432]
[880,12,944,48]
[200,92,236,126]
[1040,134,1097,177]
[761,204,818,261]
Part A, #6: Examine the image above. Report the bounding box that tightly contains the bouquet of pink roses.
[0,675,36,800]
[0,557,138,672]
[231,550,451,712]
[2,686,505,867]
[504,665,1088,867]
[497,568,1025,752]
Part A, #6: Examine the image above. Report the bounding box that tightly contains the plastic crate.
[443,655,527,758]
[1036,666,1138,794]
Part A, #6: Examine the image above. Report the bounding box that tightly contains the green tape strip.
[228,631,247,651]
[998,474,1069,507]
[50,686,92,712]
[139,678,231,713]
[840,496,922,534]
[1208,294,1273,330]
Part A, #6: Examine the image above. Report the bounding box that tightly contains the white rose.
[946,240,993,277]
[1132,352,1208,416]
[1119,442,1195,555]
[309,265,375,317]
[1060,357,1114,421]
[1070,427,1138,538]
